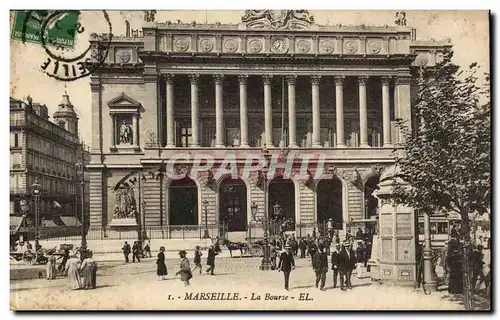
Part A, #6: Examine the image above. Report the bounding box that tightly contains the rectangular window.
[14,133,19,147]
[437,222,448,234]
[177,127,193,147]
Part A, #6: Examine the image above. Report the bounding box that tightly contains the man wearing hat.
[312,243,329,290]
[206,245,218,275]
[338,241,357,291]
[176,250,192,286]
[278,245,295,291]
[331,243,341,288]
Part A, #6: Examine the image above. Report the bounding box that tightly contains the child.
[192,245,203,274]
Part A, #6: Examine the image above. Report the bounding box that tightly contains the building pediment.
[107,93,141,113]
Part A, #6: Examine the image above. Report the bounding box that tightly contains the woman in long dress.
[46,255,57,280]
[65,254,82,290]
[176,250,192,286]
[156,246,167,280]
[80,251,98,289]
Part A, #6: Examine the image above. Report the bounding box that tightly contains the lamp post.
[80,143,87,250]
[422,208,437,292]
[31,180,41,241]
[203,200,210,239]
[256,160,272,270]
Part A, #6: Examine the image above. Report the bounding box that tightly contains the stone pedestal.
[375,165,416,286]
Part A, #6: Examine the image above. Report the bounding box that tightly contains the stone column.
[311,75,322,148]
[358,75,369,148]
[111,114,116,146]
[334,76,346,148]
[189,74,200,147]
[165,74,175,148]
[263,74,274,148]
[238,74,249,148]
[286,75,298,148]
[214,74,225,148]
[132,114,138,146]
[395,75,412,145]
[382,76,392,147]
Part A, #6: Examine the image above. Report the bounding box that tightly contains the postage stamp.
[12,10,113,82]
[11,10,80,49]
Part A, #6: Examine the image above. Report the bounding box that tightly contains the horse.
[222,239,249,258]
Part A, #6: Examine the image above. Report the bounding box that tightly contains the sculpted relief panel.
[173,36,190,52]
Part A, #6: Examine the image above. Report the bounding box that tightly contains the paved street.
[11,254,467,310]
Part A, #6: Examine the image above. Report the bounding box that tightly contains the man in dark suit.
[278,246,295,291]
[338,241,356,290]
[331,243,341,288]
[122,241,131,263]
[312,243,329,290]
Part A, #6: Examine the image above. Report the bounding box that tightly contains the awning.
[60,216,81,227]
[10,216,24,235]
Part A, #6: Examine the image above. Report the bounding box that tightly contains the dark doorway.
[268,178,295,229]
[364,175,380,219]
[316,177,343,229]
[219,178,247,232]
[169,178,198,225]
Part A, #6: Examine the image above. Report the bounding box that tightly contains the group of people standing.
[46,250,98,290]
[155,243,221,285]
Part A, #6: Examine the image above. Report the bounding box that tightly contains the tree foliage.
[393,49,491,219]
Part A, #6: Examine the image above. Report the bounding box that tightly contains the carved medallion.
[271,37,288,53]
[368,41,382,54]
[319,40,334,54]
[296,40,311,53]
[415,54,429,67]
[224,38,238,52]
[116,50,132,63]
[248,39,263,53]
[174,38,190,52]
[199,39,214,52]
[344,40,359,54]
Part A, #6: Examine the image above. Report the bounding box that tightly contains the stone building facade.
[9,94,85,224]
[88,11,451,245]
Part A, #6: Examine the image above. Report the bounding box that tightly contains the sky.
[10,10,490,146]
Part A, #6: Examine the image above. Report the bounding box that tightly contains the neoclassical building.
[88,11,451,243]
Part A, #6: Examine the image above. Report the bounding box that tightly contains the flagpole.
[281,76,285,147]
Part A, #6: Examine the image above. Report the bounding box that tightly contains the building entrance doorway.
[219,178,247,232]
[316,177,343,230]
[169,178,198,225]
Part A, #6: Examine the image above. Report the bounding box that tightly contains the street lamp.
[257,163,272,271]
[422,206,437,292]
[31,180,41,241]
[202,200,210,239]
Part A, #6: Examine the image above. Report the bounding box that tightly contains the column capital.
[359,36,367,40]
[357,75,369,85]
[188,73,200,85]
[395,75,412,85]
[381,76,392,86]
[144,73,158,83]
[310,75,322,85]
[214,74,225,85]
[334,75,346,85]
[262,74,273,85]
[286,74,298,85]
[237,74,249,85]
[165,73,175,84]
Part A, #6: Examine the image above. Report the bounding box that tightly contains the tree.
[393,49,491,310]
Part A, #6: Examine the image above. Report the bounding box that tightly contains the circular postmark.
[21,10,113,82]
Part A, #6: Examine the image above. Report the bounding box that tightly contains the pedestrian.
[214,237,221,253]
[132,241,141,263]
[313,243,329,291]
[65,253,82,290]
[278,245,295,291]
[80,251,98,290]
[270,242,277,270]
[206,245,218,275]
[338,241,357,291]
[324,236,331,255]
[335,230,340,245]
[471,245,486,292]
[327,218,334,239]
[356,228,363,240]
[46,255,57,280]
[299,238,306,259]
[356,241,366,279]
[143,238,152,258]
[35,239,42,252]
[26,240,32,253]
[176,250,192,286]
[122,241,131,263]
[291,234,299,257]
[439,241,449,285]
[192,245,203,274]
[308,241,317,264]
[331,243,341,288]
[156,246,168,281]
[58,249,70,275]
